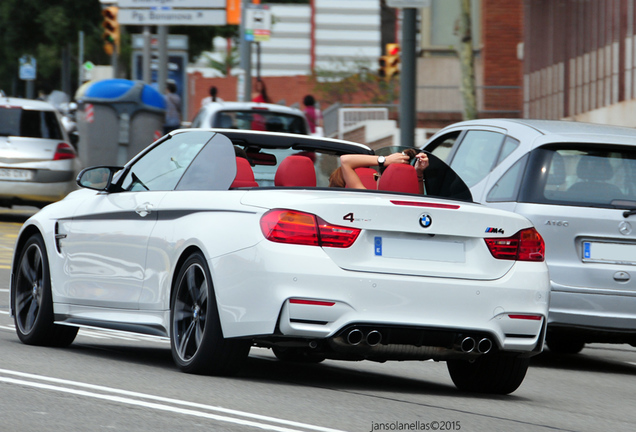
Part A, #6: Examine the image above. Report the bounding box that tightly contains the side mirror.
[76,166,122,191]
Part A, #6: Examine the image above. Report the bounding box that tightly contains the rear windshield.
[211,110,307,135]
[0,107,63,139]
[518,144,636,208]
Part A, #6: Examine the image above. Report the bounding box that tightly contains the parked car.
[423,119,636,354]
[0,97,81,208]
[10,129,549,394]
[190,101,311,135]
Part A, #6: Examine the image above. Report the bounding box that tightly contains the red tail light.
[485,228,545,262]
[53,142,77,160]
[260,209,361,248]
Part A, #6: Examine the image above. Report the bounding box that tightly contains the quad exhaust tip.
[459,337,492,354]
[343,329,490,354]
[345,329,383,346]
[477,338,492,354]
[460,337,476,353]
[346,329,364,345]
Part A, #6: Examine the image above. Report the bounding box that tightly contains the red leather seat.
[230,157,258,188]
[274,155,316,187]
[377,164,420,194]
[347,167,378,190]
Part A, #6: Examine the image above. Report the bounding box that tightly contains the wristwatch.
[377,155,386,167]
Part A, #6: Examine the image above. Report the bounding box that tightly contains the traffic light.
[378,43,400,80]
[102,6,120,56]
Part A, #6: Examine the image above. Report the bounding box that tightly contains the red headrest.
[347,167,378,190]
[274,155,316,187]
[377,164,420,194]
[230,157,258,188]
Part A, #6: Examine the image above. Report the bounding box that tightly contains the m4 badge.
[485,227,505,234]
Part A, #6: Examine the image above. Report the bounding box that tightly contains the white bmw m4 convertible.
[10,129,549,394]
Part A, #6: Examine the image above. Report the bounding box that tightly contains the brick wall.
[481,0,523,113]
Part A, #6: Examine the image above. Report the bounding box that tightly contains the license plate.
[0,168,34,181]
[374,236,465,262]
[583,241,636,265]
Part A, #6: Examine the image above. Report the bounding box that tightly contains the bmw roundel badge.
[419,213,432,228]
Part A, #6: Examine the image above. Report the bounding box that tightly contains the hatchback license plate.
[0,169,34,181]
[583,241,636,265]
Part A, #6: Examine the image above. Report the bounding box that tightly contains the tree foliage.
[0,0,104,97]
[0,0,239,98]
[311,60,399,106]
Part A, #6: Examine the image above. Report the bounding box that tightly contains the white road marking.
[0,369,347,432]
[0,288,9,292]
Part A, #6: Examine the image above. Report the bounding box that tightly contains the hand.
[385,152,411,166]
[414,153,429,175]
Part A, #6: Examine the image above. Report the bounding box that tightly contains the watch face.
[377,155,386,165]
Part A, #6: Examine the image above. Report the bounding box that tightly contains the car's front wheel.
[170,252,250,375]
[447,354,530,394]
[13,233,78,347]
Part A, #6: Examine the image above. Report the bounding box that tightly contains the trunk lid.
[243,189,535,280]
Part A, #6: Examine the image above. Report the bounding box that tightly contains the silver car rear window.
[212,110,307,135]
[0,107,63,139]
[518,145,636,208]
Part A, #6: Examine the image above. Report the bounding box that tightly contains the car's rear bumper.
[549,284,636,340]
[0,178,77,206]
[211,242,550,355]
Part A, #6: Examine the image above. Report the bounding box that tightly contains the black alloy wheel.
[170,252,250,375]
[14,233,77,347]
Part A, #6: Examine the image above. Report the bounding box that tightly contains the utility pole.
[238,0,252,102]
[399,8,417,148]
[157,26,168,94]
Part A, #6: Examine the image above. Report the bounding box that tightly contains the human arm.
[413,152,429,194]
[340,152,410,189]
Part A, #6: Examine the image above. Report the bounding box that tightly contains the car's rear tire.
[272,346,326,363]
[13,233,78,347]
[546,333,585,354]
[170,252,250,375]
[447,354,530,394]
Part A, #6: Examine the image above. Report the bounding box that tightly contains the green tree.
[0,0,239,98]
[0,0,105,97]
[311,59,399,106]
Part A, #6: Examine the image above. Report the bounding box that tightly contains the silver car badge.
[419,213,432,228]
[619,221,632,236]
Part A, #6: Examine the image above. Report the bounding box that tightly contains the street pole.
[239,0,252,102]
[78,31,84,87]
[158,25,168,94]
[400,8,417,148]
[142,26,152,84]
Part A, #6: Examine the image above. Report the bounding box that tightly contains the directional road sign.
[118,8,226,25]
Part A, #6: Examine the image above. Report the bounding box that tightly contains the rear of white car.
[0,97,80,208]
[230,191,549,351]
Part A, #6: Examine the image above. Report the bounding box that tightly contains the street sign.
[19,55,37,81]
[387,0,431,8]
[118,8,226,25]
[245,4,271,42]
[118,0,225,8]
